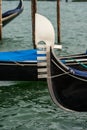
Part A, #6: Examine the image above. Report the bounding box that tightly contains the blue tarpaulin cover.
[69,67,87,78]
[0,49,44,62]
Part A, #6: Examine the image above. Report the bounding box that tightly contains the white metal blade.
[35,13,55,48]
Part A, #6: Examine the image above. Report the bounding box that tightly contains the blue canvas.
[0,49,45,62]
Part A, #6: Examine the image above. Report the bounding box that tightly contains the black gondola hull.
[47,48,87,112]
[0,61,39,81]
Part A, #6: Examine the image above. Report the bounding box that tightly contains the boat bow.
[2,0,24,27]
[36,13,87,112]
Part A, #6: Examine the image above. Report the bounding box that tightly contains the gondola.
[0,13,53,81]
[47,22,87,112]
[2,0,24,27]
[0,13,61,81]
[31,13,87,112]
[47,48,87,112]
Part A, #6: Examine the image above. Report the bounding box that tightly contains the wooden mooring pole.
[31,0,37,49]
[0,0,2,40]
[57,0,61,44]
[66,0,68,2]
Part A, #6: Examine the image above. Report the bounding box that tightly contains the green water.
[0,1,87,130]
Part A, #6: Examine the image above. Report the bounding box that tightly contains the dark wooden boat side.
[2,0,24,27]
[0,50,86,82]
[47,48,87,112]
[0,49,47,81]
[0,61,38,81]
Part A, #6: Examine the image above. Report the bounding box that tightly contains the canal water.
[0,1,87,130]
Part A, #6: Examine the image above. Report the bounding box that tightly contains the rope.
[77,61,87,68]
[48,71,70,79]
[0,61,36,66]
[50,59,87,82]
[68,58,87,69]
[48,59,70,79]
